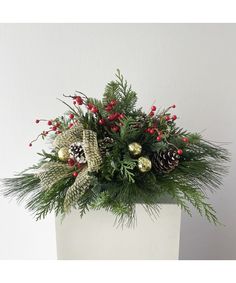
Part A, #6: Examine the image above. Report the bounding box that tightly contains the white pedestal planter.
[55,203,181,260]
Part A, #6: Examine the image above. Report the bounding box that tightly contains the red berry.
[47,120,52,126]
[29,143,32,147]
[98,118,106,125]
[172,115,177,121]
[52,126,57,131]
[75,96,83,105]
[165,115,170,121]
[68,158,75,167]
[177,149,183,155]
[73,171,78,177]
[111,125,120,132]
[182,137,189,143]
[68,123,74,128]
[105,105,113,112]
[151,106,157,111]
[69,113,74,119]
[156,136,162,142]
[149,111,155,117]
[108,114,116,121]
[87,103,93,110]
[119,113,125,119]
[115,113,120,119]
[35,119,40,124]
[110,99,117,106]
[91,106,98,113]
[172,104,176,108]
[149,128,155,135]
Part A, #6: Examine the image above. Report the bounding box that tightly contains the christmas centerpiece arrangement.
[2,70,229,226]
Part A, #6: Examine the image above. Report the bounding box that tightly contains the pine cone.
[134,113,147,128]
[69,142,87,163]
[98,137,114,157]
[152,150,179,174]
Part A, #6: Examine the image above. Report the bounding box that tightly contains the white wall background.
[0,24,235,259]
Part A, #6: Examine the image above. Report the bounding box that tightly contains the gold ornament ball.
[128,142,142,156]
[58,147,70,161]
[138,156,152,173]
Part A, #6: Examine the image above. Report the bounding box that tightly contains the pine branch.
[90,191,136,228]
[1,174,41,203]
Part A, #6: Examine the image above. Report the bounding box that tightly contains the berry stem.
[35,119,48,123]
[29,129,53,146]
[164,137,178,151]
[75,91,89,100]
[63,94,77,99]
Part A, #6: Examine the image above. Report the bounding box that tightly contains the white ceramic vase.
[55,202,181,260]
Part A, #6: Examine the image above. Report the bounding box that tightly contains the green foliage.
[118,117,140,142]
[37,150,59,162]
[102,69,138,115]
[115,69,138,114]
[119,157,137,183]
[2,174,41,203]
[0,70,230,227]
[90,191,136,227]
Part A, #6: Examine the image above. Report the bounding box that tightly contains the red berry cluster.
[87,103,99,113]
[105,99,117,112]
[50,120,62,134]
[96,99,125,133]
[35,118,63,134]
[146,127,163,141]
[145,104,184,155]
[164,114,177,121]
[30,118,63,146]
[146,105,162,140]
[67,158,83,177]
[67,113,80,129]
[149,105,156,117]
[108,112,125,122]
[73,96,83,105]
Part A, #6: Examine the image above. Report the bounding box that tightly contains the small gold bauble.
[138,156,152,173]
[58,147,70,161]
[128,142,142,156]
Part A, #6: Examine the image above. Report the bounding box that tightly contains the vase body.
[55,203,181,260]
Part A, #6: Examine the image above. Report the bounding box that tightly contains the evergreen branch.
[26,176,74,220]
[119,117,140,142]
[1,70,229,227]
[1,174,41,203]
[90,191,136,228]
[178,186,220,225]
[119,158,137,183]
